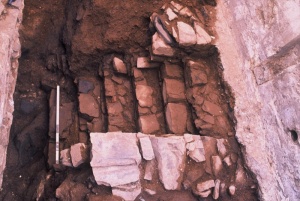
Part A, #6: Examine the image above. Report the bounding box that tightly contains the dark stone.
[78,79,94,93]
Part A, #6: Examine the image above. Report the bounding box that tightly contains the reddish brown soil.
[0,0,259,201]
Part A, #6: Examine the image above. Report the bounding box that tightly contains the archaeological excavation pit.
[1,0,300,201]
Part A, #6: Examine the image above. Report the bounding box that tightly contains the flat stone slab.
[151,136,186,190]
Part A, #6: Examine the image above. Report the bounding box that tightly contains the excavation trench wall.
[215,0,300,200]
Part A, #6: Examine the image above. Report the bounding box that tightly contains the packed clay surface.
[0,0,260,200]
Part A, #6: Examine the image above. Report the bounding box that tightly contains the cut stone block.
[113,57,127,74]
[188,136,206,162]
[152,33,174,57]
[139,114,160,134]
[70,143,88,167]
[162,62,183,79]
[151,136,186,190]
[79,94,99,117]
[163,79,185,103]
[166,103,187,134]
[135,85,153,108]
[139,137,155,160]
[144,159,155,181]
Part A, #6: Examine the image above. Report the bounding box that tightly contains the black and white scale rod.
[56,85,60,164]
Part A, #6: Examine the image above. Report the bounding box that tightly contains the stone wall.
[215,0,300,200]
[0,0,24,187]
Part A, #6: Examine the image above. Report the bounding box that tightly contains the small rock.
[179,7,193,17]
[228,185,236,196]
[196,180,215,192]
[197,189,211,198]
[188,136,206,162]
[213,179,221,200]
[202,101,222,116]
[217,139,227,157]
[104,79,116,97]
[137,57,160,68]
[144,188,156,195]
[163,79,186,103]
[70,143,88,167]
[184,134,194,143]
[144,159,155,181]
[79,94,99,117]
[153,15,174,44]
[211,155,223,176]
[107,102,123,115]
[135,85,153,108]
[165,7,178,21]
[113,57,127,74]
[112,75,124,85]
[183,168,205,189]
[139,137,155,160]
[166,103,188,134]
[78,79,94,93]
[170,1,183,12]
[139,114,160,134]
[60,149,72,167]
[175,21,197,46]
[133,68,144,81]
[223,155,232,166]
[152,33,174,57]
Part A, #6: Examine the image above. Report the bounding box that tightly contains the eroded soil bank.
[1,0,259,200]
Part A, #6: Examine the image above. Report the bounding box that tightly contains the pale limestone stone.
[229,185,236,196]
[70,143,88,167]
[213,179,221,200]
[144,159,155,181]
[135,85,153,108]
[184,134,194,143]
[217,139,227,157]
[196,180,215,192]
[212,155,223,176]
[139,137,155,160]
[113,57,127,74]
[188,136,206,162]
[151,136,186,190]
[176,21,196,46]
[193,21,212,45]
[112,181,141,201]
[139,114,160,134]
[137,57,160,68]
[60,149,72,167]
[152,33,174,57]
[197,189,211,198]
[223,155,232,166]
[179,7,193,17]
[166,103,187,134]
[165,7,177,21]
[170,1,183,12]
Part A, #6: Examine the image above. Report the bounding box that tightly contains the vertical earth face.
[0,0,299,200]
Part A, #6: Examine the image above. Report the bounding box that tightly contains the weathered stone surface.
[56,179,90,201]
[78,79,94,93]
[217,139,227,157]
[216,1,300,200]
[212,155,223,177]
[152,15,174,45]
[163,79,185,103]
[189,68,207,86]
[202,101,222,116]
[152,33,174,57]
[79,94,99,117]
[166,103,187,134]
[70,143,88,167]
[175,21,196,46]
[107,102,123,115]
[139,114,160,134]
[193,21,212,45]
[137,57,160,68]
[196,180,215,192]
[139,137,155,160]
[196,189,211,198]
[213,179,221,200]
[151,136,186,190]
[112,181,141,201]
[60,149,72,167]
[135,85,153,108]
[113,57,127,74]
